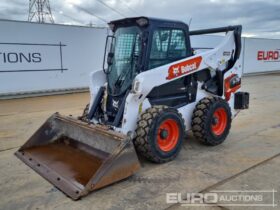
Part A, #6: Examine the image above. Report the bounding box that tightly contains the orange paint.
[224,74,241,101]
[166,56,202,80]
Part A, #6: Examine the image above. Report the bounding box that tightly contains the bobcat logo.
[166,56,202,80]
[172,66,180,76]
[112,99,119,108]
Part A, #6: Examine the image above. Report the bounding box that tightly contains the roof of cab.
[109,16,188,28]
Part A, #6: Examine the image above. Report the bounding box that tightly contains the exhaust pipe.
[15,113,140,200]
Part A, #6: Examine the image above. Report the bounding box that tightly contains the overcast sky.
[1,0,280,38]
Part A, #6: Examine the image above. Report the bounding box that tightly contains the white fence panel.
[0,20,108,96]
[243,38,280,74]
[1,20,279,98]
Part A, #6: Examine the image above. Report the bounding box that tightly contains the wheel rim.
[157,119,179,152]
[211,107,227,136]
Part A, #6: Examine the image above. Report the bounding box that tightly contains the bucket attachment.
[15,113,140,200]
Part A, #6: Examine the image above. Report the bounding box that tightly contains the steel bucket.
[15,113,140,200]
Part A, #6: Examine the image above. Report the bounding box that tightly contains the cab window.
[149,28,187,69]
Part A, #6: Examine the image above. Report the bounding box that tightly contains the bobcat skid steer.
[15,17,249,200]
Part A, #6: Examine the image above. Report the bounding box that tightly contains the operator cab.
[103,17,192,125]
[104,17,192,95]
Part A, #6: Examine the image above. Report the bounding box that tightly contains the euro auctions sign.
[0,42,67,73]
[257,50,280,62]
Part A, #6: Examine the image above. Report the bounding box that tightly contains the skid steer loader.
[15,17,249,200]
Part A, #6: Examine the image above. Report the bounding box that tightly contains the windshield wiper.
[114,66,129,88]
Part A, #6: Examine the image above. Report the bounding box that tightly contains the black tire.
[134,106,185,163]
[192,97,232,146]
